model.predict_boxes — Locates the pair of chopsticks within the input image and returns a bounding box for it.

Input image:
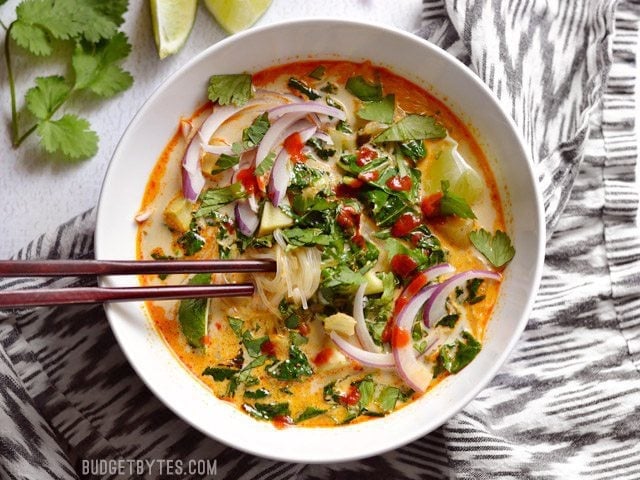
[0,259,276,308]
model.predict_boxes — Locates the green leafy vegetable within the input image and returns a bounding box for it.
[357,94,395,124]
[287,77,320,100]
[267,345,313,381]
[244,388,270,399]
[210,154,240,175]
[376,386,402,412]
[279,299,301,329]
[373,114,447,143]
[465,278,485,304]
[305,137,336,161]
[4,0,132,161]
[178,273,211,348]
[469,229,516,267]
[289,162,326,190]
[307,65,325,80]
[357,378,375,410]
[243,334,268,358]
[36,114,98,160]
[400,140,426,162]
[438,331,482,374]
[436,313,460,328]
[196,183,247,217]
[228,316,244,337]
[177,230,205,256]
[207,74,253,106]
[282,227,333,247]
[296,407,326,423]
[202,366,238,381]
[233,112,270,153]
[71,32,133,97]
[242,402,290,421]
[346,75,383,101]
[254,152,275,176]
[439,180,476,219]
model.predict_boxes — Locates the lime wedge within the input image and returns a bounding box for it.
[204,0,272,34]
[178,273,211,348]
[425,141,483,204]
[150,0,198,59]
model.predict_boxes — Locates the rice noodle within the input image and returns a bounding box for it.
[250,243,322,314]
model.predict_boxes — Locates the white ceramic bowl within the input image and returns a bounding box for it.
[96,19,544,463]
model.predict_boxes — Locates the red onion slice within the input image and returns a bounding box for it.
[235,200,259,236]
[353,283,381,353]
[394,263,455,316]
[182,101,264,202]
[268,149,290,207]
[393,285,437,392]
[268,102,347,121]
[330,332,395,369]
[423,270,502,327]
[255,112,306,169]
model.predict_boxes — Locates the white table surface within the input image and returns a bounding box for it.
[0,0,423,258]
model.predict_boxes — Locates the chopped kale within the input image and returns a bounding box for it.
[243,402,290,421]
[288,77,320,100]
[266,345,313,381]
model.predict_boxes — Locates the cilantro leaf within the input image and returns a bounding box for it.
[37,114,98,160]
[287,77,320,100]
[400,140,426,162]
[469,229,515,267]
[210,154,239,175]
[233,112,270,153]
[439,180,476,219]
[346,76,383,101]
[10,21,52,56]
[227,316,244,337]
[438,331,482,373]
[357,94,395,124]
[373,114,447,143]
[196,183,247,217]
[72,32,133,97]
[25,76,70,120]
[208,74,253,106]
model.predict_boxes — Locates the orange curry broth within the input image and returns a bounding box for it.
[136,60,505,427]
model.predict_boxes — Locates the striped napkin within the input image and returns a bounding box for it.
[1,1,638,478]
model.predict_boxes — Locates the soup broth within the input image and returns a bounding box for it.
[137,61,510,427]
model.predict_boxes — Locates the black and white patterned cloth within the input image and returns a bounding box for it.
[1,1,639,478]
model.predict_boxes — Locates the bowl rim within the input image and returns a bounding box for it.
[95,17,545,463]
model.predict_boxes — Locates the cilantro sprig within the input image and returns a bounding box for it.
[3,0,133,161]
[469,228,515,267]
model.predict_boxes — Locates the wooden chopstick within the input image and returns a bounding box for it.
[0,284,255,308]
[0,259,277,277]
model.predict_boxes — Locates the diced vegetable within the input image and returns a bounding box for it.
[324,312,357,336]
[163,196,193,232]
[258,202,294,237]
